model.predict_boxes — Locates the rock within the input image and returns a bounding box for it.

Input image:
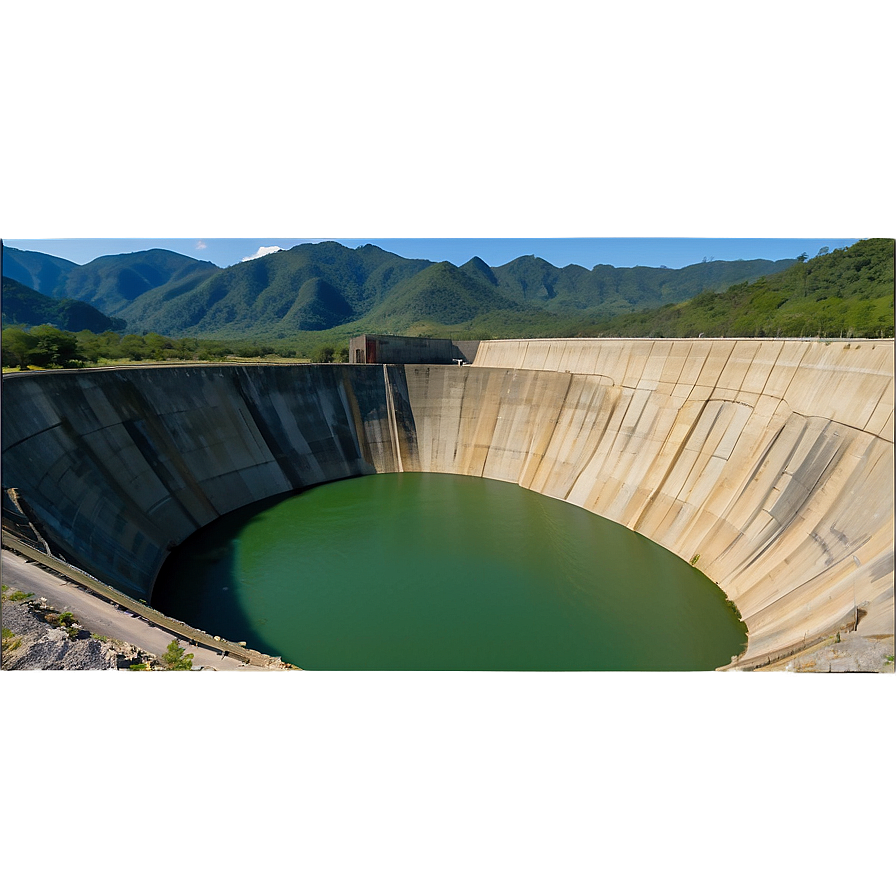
[1,595,154,671]
[772,633,894,673]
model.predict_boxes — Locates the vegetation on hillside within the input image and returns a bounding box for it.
[112,242,433,337]
[4,241,797,341]
[1,277,126,332]
[47,248,219,315]
[593,239,894,339]
[1,246,79,295]
[3,240,890,353]
[491,254,796,316]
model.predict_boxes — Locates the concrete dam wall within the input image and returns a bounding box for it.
[2,338,892,667]
[2,365,410,598]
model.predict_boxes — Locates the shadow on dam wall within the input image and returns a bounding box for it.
[2,339,893,667]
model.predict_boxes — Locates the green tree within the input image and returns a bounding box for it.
[162,639,194,670]
[119,333,146,360]
[27,325,84,368]
[311,344,336,363]
[144,332,173,360]
[2,327,38,368]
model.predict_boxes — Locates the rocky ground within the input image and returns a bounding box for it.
[760,631,895,673]
[2,587,160,671]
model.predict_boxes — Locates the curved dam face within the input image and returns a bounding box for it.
[2,339,893,667]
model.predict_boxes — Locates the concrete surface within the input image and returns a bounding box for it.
[467,339,894,666]
[2,339,892,668]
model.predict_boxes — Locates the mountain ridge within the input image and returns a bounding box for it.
[1,277,126,333]
[3,241,819,340]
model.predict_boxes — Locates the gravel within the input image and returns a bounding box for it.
[762,632,895,673]
[2,594,157,671]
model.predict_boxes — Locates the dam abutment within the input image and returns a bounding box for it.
[2,339,892,667]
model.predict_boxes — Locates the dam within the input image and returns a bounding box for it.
[2,338,893,668]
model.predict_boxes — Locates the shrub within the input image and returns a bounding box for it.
[162,639,194,671]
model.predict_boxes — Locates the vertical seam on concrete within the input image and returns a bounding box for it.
[682,342,712,405]
[337,366,372,468]
[476,369,505,477]
[562,387,620,502]
[630,399,711,532]
[710,416,792,562]
[752,340,785,397]
[520,371,575,490]
[383,365,403,473]
[775,341,810,403]
[735,422,852,574]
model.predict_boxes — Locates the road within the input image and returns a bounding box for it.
[1,549,264,671]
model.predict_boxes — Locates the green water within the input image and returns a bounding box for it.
[152,473,747,670]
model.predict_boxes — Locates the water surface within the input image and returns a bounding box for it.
[153,473,747,669]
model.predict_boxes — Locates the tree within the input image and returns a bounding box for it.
[2,327,38,369]
[120,333,146,360]
[311,344,335,363]
[162,638,194,670]
[27,326,84,368]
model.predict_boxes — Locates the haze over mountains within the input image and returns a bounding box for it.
[1,277,126,333]
[2,241,800,340]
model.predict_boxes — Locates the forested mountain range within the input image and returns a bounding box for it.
[2,241,799,340]
[2,247,79,296]
[593,238,894,339]
[1,277,126,333]
[3,247,219,316]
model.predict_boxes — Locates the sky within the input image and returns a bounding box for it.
[2,236,861,271]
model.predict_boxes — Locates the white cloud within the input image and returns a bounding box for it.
[195,240,207,250]
[241,245,283,262]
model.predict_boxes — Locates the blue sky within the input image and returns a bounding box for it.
[2,237,860,271]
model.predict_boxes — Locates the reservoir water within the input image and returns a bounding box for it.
[153,473,747,670]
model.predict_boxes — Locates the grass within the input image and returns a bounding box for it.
[1,585,33,602]
[2,627,22,652]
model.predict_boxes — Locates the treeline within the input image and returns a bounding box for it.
[1,327,320,370]
[2,326,84,369]
[594,239,894,339]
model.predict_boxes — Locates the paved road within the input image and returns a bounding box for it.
[1,550,263,671]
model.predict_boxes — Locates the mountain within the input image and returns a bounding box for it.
[2,241,818,341]
[281,277,356,330]
[459,255,499,287]
[594,239,894,339]
[358,261,523,332]
[2,246,220,316]
[111,245,797,339]
[114,242,435,337]
[2,246,79,295]
[58,249,220,315]
[1,277,126,333]
[493,255,798,315]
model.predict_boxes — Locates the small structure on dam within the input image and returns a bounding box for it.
[349,334,480,365]
[2,338,893,669]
